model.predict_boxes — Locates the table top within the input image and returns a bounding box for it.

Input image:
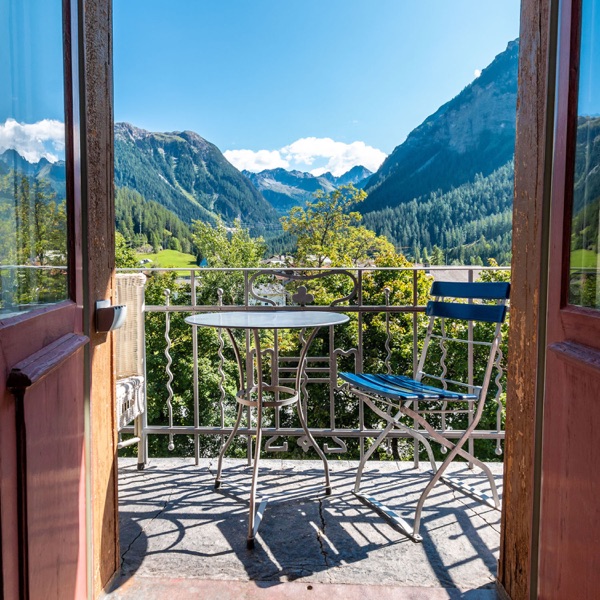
[185,310,349,330]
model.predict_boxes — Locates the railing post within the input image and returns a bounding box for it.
[191,269,200,465]
[357,269,365,460]
[164,289,175,452]
[413,268,420,468]
[244,271,253,465]
[467,268,475,468]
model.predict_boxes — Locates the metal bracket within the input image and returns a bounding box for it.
[95,299,127,333]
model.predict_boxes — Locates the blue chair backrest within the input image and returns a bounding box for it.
[427,281,510,324]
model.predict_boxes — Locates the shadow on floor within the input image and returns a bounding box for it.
[108,459,502,595]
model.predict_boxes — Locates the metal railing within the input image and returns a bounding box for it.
[117,265,510,466]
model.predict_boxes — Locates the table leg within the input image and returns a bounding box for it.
[295,326,332,494]
[247,328,265,548]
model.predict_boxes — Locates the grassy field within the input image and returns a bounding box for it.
[571,249,598,269]
[135,249,198,269]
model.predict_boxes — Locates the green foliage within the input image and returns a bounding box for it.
[281,185,395,267]
[193,218,266,269]
[115,231,138,268]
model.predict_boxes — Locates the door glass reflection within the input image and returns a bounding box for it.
[0,0,68,317]
[570,0,600,308]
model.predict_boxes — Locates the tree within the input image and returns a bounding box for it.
[191,218,266,305]
[0,171,68,308]
[281,185,394,267]
[430,245,445,265]
[115,231,138,268]
[192,218,266,269]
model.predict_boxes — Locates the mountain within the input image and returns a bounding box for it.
[113,123,279,236]
[362,40,518,214]
[327,165,373,188]
[363,161,514,265]
[243,165,373,214]
[0,149,66,198]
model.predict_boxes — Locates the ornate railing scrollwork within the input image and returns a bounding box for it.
[164,289,175,451]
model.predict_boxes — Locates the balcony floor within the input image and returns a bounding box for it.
[105,458,503,599]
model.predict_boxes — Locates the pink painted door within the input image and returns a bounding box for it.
[0,1,89,598]
[540,0,600,597]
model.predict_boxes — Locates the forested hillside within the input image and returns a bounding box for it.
[115,187,194,254]
[362,40,518,214]
[363,161,514,264]
[573,115,600,216]
[570,115,600,292]
[114,123,279,236]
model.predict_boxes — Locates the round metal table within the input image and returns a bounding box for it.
[185,310,349,548]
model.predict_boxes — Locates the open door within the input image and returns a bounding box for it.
[0,0,117,598]
[540,0,600,596]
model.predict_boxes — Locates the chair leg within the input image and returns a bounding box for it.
[360,395,439,473]
[355,420,396,493]
[401,407,501,508]
[401,406,501,535]
[405,424,437,473]
[412,449,460,537]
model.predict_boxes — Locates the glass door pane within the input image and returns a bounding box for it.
[569,0,600,308]
[0,0,68,317]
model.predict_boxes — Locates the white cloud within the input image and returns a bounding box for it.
[224,148,289,172]
[474,69,482,78]
[0,118,65,163]
[227,137,386,177]
[283,137,386,176]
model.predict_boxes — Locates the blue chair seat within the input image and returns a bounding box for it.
[339,372,478,402]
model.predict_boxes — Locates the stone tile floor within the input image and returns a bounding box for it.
[105,458,502,599]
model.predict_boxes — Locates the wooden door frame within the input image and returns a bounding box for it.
[79,0,120,595]
[498,0,559,599]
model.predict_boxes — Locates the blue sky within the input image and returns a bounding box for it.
[0,1,521,172]
[0,0,65,162]
[113,0,521,175]
[579,0,600,116]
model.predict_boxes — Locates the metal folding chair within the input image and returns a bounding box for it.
[340,280,509,541]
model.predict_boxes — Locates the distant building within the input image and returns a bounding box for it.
[263,255,293,267]
[249,283,287,306]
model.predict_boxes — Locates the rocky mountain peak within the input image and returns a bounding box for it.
[362,39,519,213]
